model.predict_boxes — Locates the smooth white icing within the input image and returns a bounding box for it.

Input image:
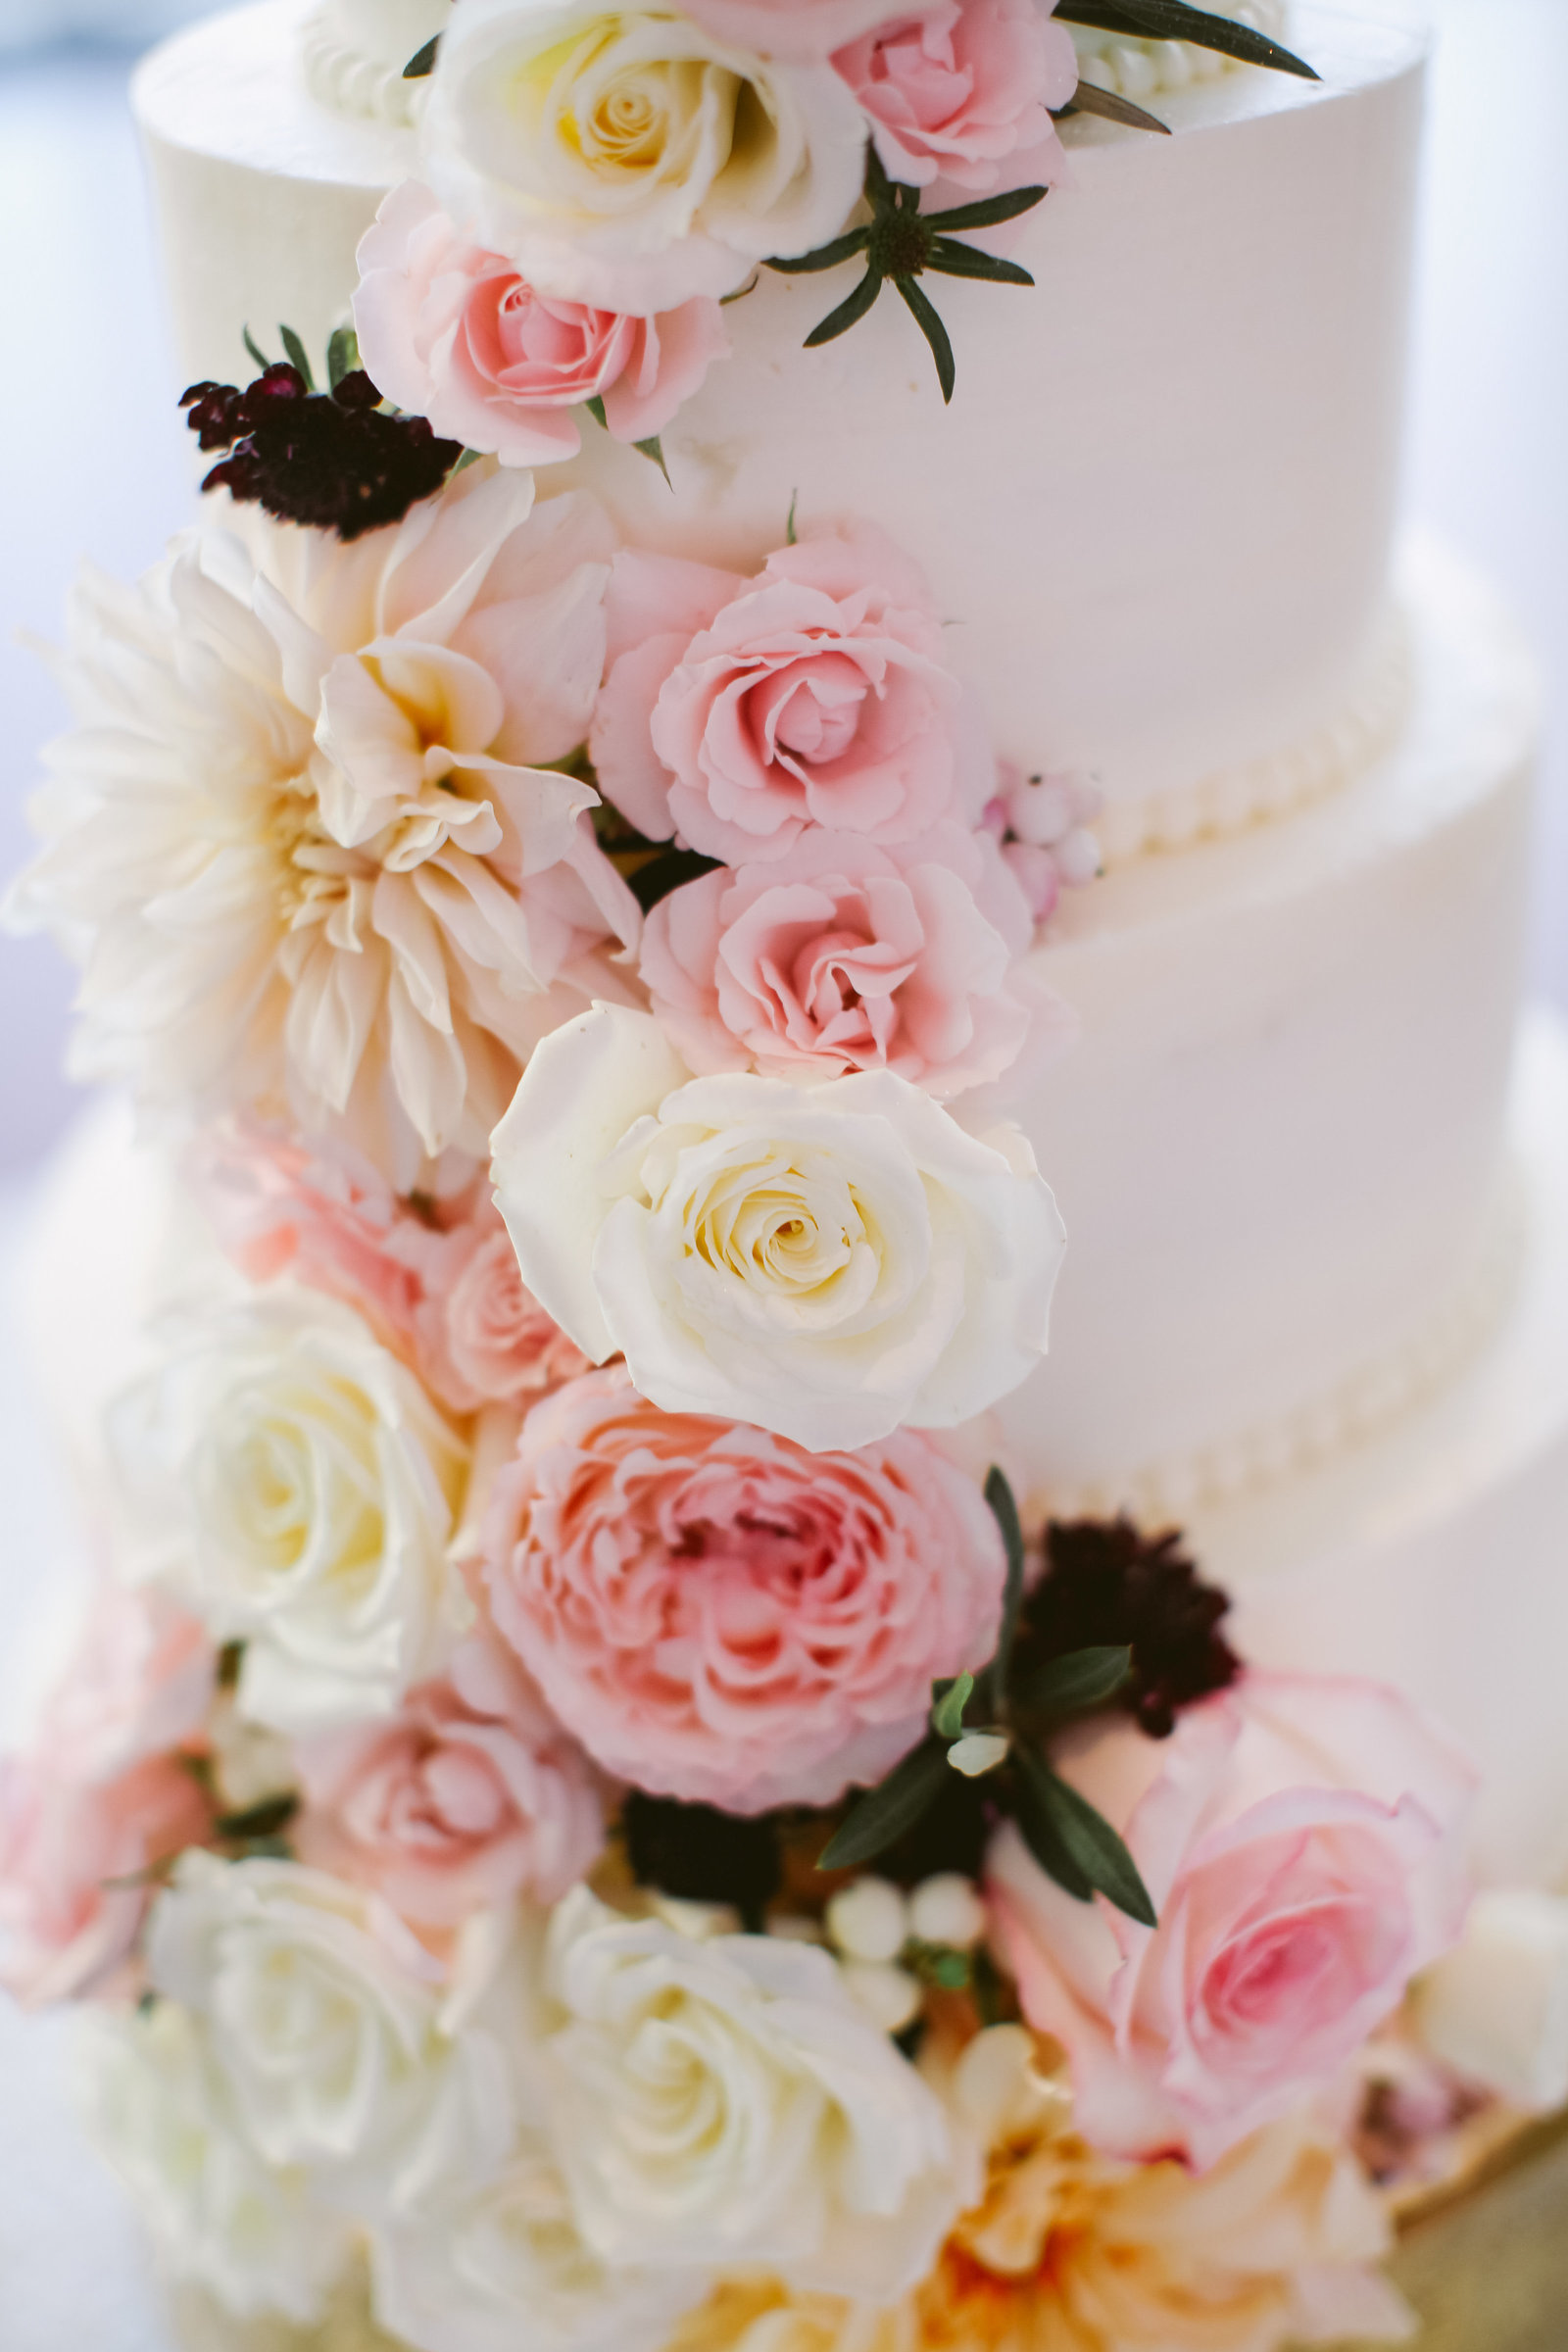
[131,1,1428,831]
[993,538,1540,1508]
[1211,1009,1568,1887]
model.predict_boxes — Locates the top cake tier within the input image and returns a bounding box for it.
[133,1,1426,838]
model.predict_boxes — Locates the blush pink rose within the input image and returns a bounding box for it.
[0,1753,212,2008]
[640,818,1046,1094]
[836,1,1077,195]
[989,1673,1476,2172]
[193,1126,589,1416]
[39,1585,216,1786]
[293,1637,604,1927]
[354,182,730,468]
[590,525,995,864]
[480,1366,1006,1813]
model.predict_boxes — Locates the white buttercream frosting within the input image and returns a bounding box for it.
[300,0,446,127]
[1073,2,1291,101]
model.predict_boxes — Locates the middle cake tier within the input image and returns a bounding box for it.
[992,536,1539,1517]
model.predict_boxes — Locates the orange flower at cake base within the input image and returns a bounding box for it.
[666,2026,1415,2352]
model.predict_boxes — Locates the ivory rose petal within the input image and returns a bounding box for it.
[590,528,996,863]
[835,1,1077,196]
[488,1004,1065,1451]
[355,180,730,467]
[988,1671,1477,2170]
[422,2,869,315]
[684,0,911,58]
[481,1366,1005,1810]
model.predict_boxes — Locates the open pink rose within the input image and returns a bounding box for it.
[38,1585,216,1786]
[590,526,994,864]
[194,1125,590,1416]
[836,1,1077,194]
[989,1673,1476,2171]
[0,1753,212,2008]
[481,1367,1006,1813]
[294,1637,604,1927]
[354,182,730,468]
[640,818,1044,1094]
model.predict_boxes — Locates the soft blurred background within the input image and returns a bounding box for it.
[0,1,1563,2344]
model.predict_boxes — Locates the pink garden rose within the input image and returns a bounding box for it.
[640,817,1046,1093]
[38,1584,216,1786]
[481,1367,1006,1813]
[989,1673,1476,2171]
[836,1,1077,195]
[590,526,995,864]
[354,182,730,468]
[194,1125,589,1416]
[294,1636,604,1928]
[0,1752,212,2008]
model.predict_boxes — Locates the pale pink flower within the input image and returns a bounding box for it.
[193,1124,590,1416]
[355,182,730,468]
[989,1673,1476,2171]
[590,527,994,865]
[0,1753,212,2008]
[481,1367,1006,1813]
[835,1,1077,195]
[640,818,1041,1094]
[39,1585,216,1787]
[294,1637,604,1927]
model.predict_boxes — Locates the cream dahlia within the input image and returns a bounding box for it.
[10,467,639,1186]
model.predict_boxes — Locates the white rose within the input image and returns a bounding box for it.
[111,1290,472,1735]
[490,1004,1065,1452]
[75,1996,352,2326]
[423,1,869,313]
[146,1854,503,2195]
[369,2141,703,2352]
[1416,1887,1568,2110]
[539,1887,970,2299]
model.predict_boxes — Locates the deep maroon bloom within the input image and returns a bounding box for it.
[1014,1518,1241,1739]
[179,363,462,541]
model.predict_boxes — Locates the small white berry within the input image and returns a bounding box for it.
[826,1877,908,1964]
[1054,827,1103,889]
[840,1960,924,2036]
[908,1875,988,1952]
[948,1732,1010,1779]
[1004,774,1076,848]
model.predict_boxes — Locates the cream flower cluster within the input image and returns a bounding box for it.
[350,0,1077,467]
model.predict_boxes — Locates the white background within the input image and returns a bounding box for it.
[0,2,1564,2344]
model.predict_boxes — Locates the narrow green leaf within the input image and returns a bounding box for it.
[584,394,609,429]
[627,848,724,912]
[326,325,361,390]
[817,1740,950,1872]
[764,226,872,275]
[1015,1749,1157,1926]
[864,140,895,207]
[721,271,761,305]
[1012,1750,1095,1901]
[931,1673,975,1742]
[404,33,440,78]
[278,325,316,391]
[922,185,1050,234]
[895,275,956,404]
[635,434,673,486]
[1054,0,1318,78]
[241,326,270,374]
[804,267,885,350]
[1018,1645,1133,1719]
[985,1467,1027,1704]
[215,1792,300,1843]
[786,488,800,546]
[1065,81,1172,134]
[925,240,1036,288]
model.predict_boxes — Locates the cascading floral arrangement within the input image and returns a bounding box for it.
[0,4,1522,2350]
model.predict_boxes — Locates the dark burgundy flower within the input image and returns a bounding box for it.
[179,364,462,541]
[1012,1518,1241,1739]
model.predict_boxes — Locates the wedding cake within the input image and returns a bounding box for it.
[6,4,1567,2348]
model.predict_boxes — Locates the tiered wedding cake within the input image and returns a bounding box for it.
[7,4,1568,2348]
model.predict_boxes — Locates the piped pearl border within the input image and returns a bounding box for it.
[1073,2,1290,103]
[1046,1168,1527,1527]
[1096,607,1413,868]
[301,8,423,129]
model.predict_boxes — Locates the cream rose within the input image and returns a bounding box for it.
[422,2,870,314]
[540,1887,969,2298]
[76,1998,353,2326]
[146,1854,494,2193]
[111,1291,472,1736]
[489,1004,1064,1450]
